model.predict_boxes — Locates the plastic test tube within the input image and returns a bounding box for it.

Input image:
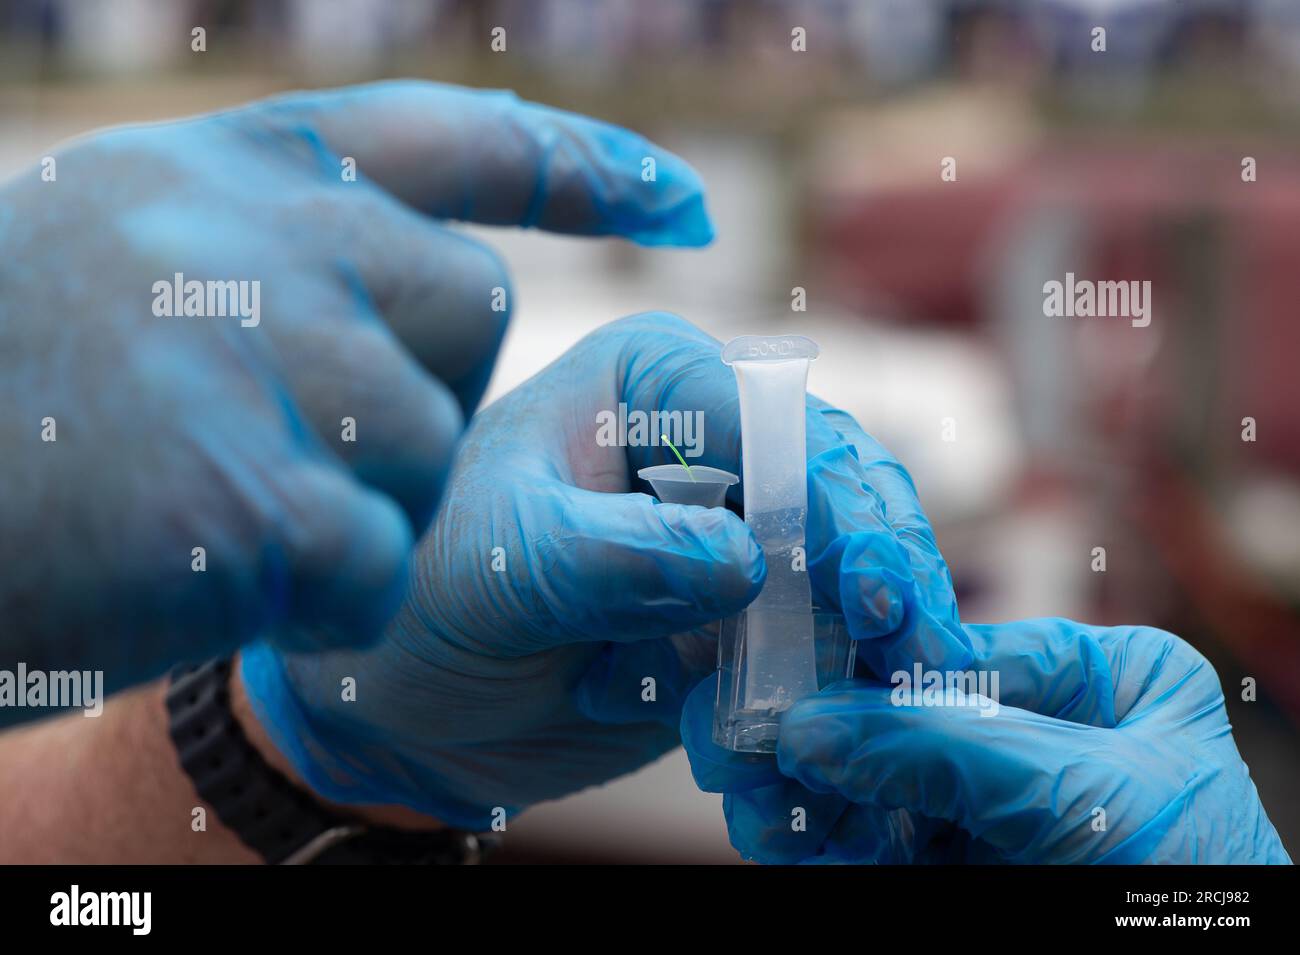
[717,334,820,749]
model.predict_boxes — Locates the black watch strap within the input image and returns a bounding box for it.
[166,659,491,865]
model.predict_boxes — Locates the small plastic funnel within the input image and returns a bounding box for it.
[637,464,738,508]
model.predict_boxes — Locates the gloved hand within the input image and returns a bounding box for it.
[241,312,972,829]
[0,80,712,710]
[683,617,1292,864]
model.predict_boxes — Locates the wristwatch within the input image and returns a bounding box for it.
[166,658,493,865]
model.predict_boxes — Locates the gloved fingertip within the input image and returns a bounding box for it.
[689,738,781,794]
[658,504,765,617]
[775,683,890,788]
[330,507,412,637]
[629,191,715,248]
[280,485,413,649]
[842,569,907,640]
[616,143,715,247]
[813,530,912,638]
[724,783,851,865]
[681,676,783,793]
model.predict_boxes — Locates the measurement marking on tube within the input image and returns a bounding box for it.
[741,338,800,358]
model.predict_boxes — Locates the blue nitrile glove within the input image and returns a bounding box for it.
[241,313,971,828]
[683,618,1292,864]
[0,80,713,713]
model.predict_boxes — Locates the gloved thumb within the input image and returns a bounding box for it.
[680,674,786,793]
[500,483,764,654]
[775,682,1114,862]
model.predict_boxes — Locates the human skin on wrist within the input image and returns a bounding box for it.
[0,660,440,864]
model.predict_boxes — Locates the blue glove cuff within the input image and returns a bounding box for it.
[238,641,507,830]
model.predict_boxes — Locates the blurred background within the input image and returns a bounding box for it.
[2,0,1298,862]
